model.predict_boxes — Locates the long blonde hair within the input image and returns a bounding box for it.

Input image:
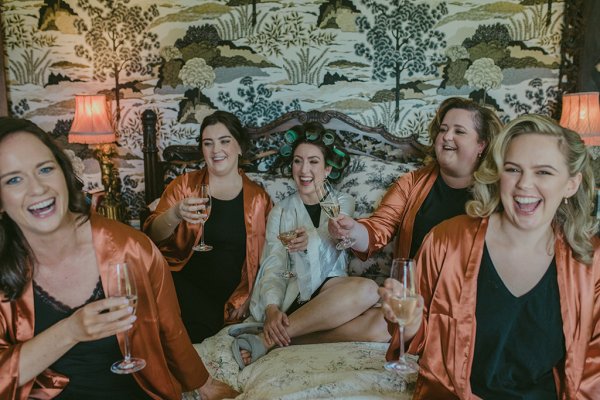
[467,114,598,265]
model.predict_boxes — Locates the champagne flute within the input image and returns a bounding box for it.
[192,183,213,252]
[277,207,298,279]
[384,258,419,376]
[107,262,146,374]
[315,180,356,250]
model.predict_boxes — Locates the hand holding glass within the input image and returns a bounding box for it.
[107,262,146,374]
[278,208,298,279]
[193,183,212,252]
[315,180,356,250]
[384,258,420,376]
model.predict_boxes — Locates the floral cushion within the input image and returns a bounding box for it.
[247,155,420,283]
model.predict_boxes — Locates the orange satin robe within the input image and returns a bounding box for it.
[389,215,600,399]
[143,168,272,321]
[356,163,438,261]
[0,214,208,400]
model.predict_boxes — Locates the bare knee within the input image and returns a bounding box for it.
[347,277,380,307]
[361,308,391,342]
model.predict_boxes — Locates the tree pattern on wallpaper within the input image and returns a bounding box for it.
[247,11,336,85]
[0,0,567,219]
[218,76,301,128]
[355,0,448,121]
[439,21,560,112]
[2,5,56,86]
[74,0,161,121]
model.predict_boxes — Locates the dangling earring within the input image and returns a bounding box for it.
[564,197,568,205]
[477,152,482,158]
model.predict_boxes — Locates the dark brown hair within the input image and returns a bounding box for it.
[199,110,250,157]
[0,117,89,301]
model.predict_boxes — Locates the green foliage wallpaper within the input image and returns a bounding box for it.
[1,0,564,219]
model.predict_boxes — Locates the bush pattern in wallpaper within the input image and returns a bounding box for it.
[1,0,563,219]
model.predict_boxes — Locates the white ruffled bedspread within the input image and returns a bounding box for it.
[193,326,415,400]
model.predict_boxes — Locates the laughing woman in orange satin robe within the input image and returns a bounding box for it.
[381,115,600,399]
[0,118,208,400]
[144,111,272,344]
[329,97,502,262]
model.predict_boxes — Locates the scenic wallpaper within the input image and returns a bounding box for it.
[1,0,567,219]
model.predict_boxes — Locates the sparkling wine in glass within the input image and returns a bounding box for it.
[384,258,419,376]
[192,183,213,252]
[315,180,355,250]
[108,262,146,374]
[278,207,298,279]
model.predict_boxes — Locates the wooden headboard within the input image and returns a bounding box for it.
[141,109,427,206]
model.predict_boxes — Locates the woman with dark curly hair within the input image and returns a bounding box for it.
[232,122,389,369]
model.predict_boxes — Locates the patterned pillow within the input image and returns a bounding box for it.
[341,156,419,283]
[245,172,295,203]
[248,155,421,284]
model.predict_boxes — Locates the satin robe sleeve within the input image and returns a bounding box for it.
[578,239,600,398]
[251,204,289,320]
[224,179,272,321]
[406,227,446,356]
[143,236,208,390]
[0,311,26,399]
[142,170,204,272]
[384,224,446,362]
[356,164,437,261]
[294,192,353,300]
[94,215,208,397]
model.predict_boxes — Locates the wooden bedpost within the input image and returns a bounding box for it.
[0,8,9,117]
[142,109,161,205]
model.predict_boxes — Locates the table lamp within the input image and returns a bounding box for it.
[560,92,600,145]
[68,94,123,220]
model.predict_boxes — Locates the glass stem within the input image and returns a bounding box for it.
[123,329,132,362]
[200,222,205,246]
[398,324,405,361]
[286,249,292,273]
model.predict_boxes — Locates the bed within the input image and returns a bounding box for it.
[141,109,426,399]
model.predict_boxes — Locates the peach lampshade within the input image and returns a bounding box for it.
[68,94,115,144]
[559,92,600,146]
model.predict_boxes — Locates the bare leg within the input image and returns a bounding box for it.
[198,376,240,400]
[240,277,382,364]
[285,276,380,338]
[293,307,390,345]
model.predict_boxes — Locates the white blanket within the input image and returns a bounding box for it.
[194,326,415,399]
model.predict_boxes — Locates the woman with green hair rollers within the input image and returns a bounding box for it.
[231,122,390,369]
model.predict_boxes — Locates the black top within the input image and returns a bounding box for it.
[176,189,246,341]
[33,280,150,400]
[470,244,564,400]
[304,203,322,228]
[410,174,471,258]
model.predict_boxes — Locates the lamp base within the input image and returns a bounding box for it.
[97,199,123,221]
[95,144,124,222]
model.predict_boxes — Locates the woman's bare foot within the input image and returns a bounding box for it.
[239,332,275,365]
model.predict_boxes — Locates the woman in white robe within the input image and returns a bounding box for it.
[234,122,389,368]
